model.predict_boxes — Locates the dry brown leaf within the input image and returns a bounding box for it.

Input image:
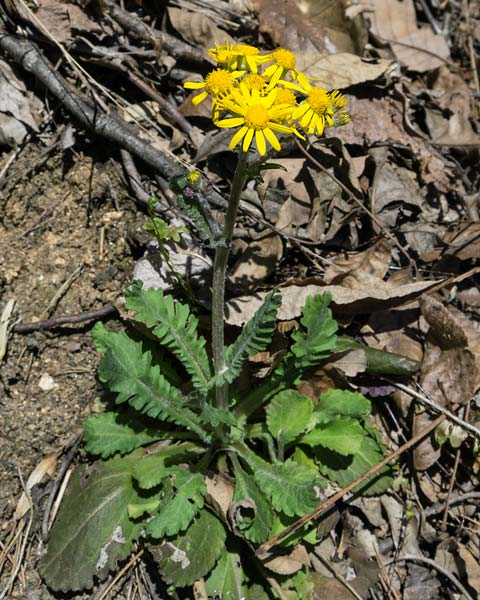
[420,296,468,349]
[299,53,394,89]
[323,239,391,283]
[429,66,472,117]
[226,279,440,325]
[263,544,310,575]
[32,0,104,43]
[329,349,368,377]
[205,473,234,518]
[457,543,480,593]
[254,0,359,57]
[15,454,58,520]
[425,110,480,147]
[228,231,283,292]
[310,573,358,599]
[421,223,480,262]
[363,0,450,71]
[167,7,234,49]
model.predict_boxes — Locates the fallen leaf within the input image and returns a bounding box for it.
[425,110,480,147]
[263,544,310,575]
[228,231,283,292]
[323,239,391,283]
[15,454,58,520]
[362,0,450,72]
[329,348,367,377]
[32,0,105,44]
[457,543,480,593]
[167,7,234,49]
[226,279,440,325]
[205,473,234,519]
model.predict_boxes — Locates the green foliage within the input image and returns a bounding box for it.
[149,509,226,587]
[125,281,212,394]
[38,451,144,591]
[145,468,206,537]
[93,323,210,444]
[42,285,407,595]
[222,289,282,384]
[290,293,338,370]
[300,418,365,456]
[335,335,420,374]
[83,411,168,458]
[204,547,246,599]
[266,390,313,448]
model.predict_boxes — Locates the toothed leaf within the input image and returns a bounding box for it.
[93,323,209,443]
[300,417,365,456]
[266,390,313,447]
[125,281,212,393]
[290,293,337,369]
[222,290,281,385]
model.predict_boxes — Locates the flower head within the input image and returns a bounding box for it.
[216,85,298,155]
[184,68,241,106]
[264,48,299,88]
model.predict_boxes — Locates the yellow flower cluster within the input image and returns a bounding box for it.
[184,42,350,156]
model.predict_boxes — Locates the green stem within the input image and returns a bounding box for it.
[212,151,249,409]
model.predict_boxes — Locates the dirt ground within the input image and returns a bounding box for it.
[0,139,143,598]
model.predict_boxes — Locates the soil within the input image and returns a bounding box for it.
[0,139,142,598]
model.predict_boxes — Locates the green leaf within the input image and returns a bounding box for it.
[83,412,167,459]
[300,417,365,456]
[149,509,226,587]
[232,462,273,543]
[314,389,371,423]
[237,446,321,517]
[125,282,212,393]
[291,293,338,369]
[336,335,420,375]
[222,290,281,385]
[133,442,201,489]
[128,497,161,519]
[199,400,239,429]
[146,469,206,538]
[38,452,143,592]
[315,434,393,495]
[266,390,313,447]
[94,324,209,443]
[204,547,246,600]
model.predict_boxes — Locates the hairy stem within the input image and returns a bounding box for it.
[212,151,249,409]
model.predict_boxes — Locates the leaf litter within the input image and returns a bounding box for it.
[0,0,479,598]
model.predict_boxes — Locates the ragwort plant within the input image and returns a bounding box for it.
[39,43,413,597]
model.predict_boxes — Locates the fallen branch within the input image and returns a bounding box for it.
[12,304,117,334]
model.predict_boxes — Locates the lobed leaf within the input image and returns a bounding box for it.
[314,388,371,423]
[133,442,201,489]
[315,434,393,495]
[38,451,143,592]
[93,323,209,443]
[237,446,321,517]
[222,289,281,385]
[146,469,206,538]
[83,411,168,459]
[300,417,365,456]
[290,293,338,369]
[149,509,226,587]
[125,281,212,393]
[204,547,246,599]
[232,462,273,543]
[266,390,313,447]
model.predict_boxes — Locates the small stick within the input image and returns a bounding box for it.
[383,554,475,600]
[39,265,83,320]
[94,549,144,600]
[256,414,446,556]
[12,304,117,334]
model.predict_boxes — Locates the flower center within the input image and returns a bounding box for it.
[245,105,270,129]
[234,44,259,56]
[205,69,234,95]
[243,73,266,91]
[275,87,296,106]
[308,88,330,114]
[273,48,296,69]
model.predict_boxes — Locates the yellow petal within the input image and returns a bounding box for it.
[269,122,293,134]
[229,126,248,149]
[192,91,208,105]
[264,127,281,151]
[255,129,266,155]
[243,127,254,152]
[216,117,245,128]
[184,81,205,89]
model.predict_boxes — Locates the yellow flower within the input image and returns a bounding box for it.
[242,73,266,91]
[208,42,237,69]
[231,44,270,73]
[183,68,241,105]
[263,48,299,88]
[215,84,297,155]
[284,73,349,135]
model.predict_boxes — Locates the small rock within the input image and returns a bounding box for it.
[38,373,58,392]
